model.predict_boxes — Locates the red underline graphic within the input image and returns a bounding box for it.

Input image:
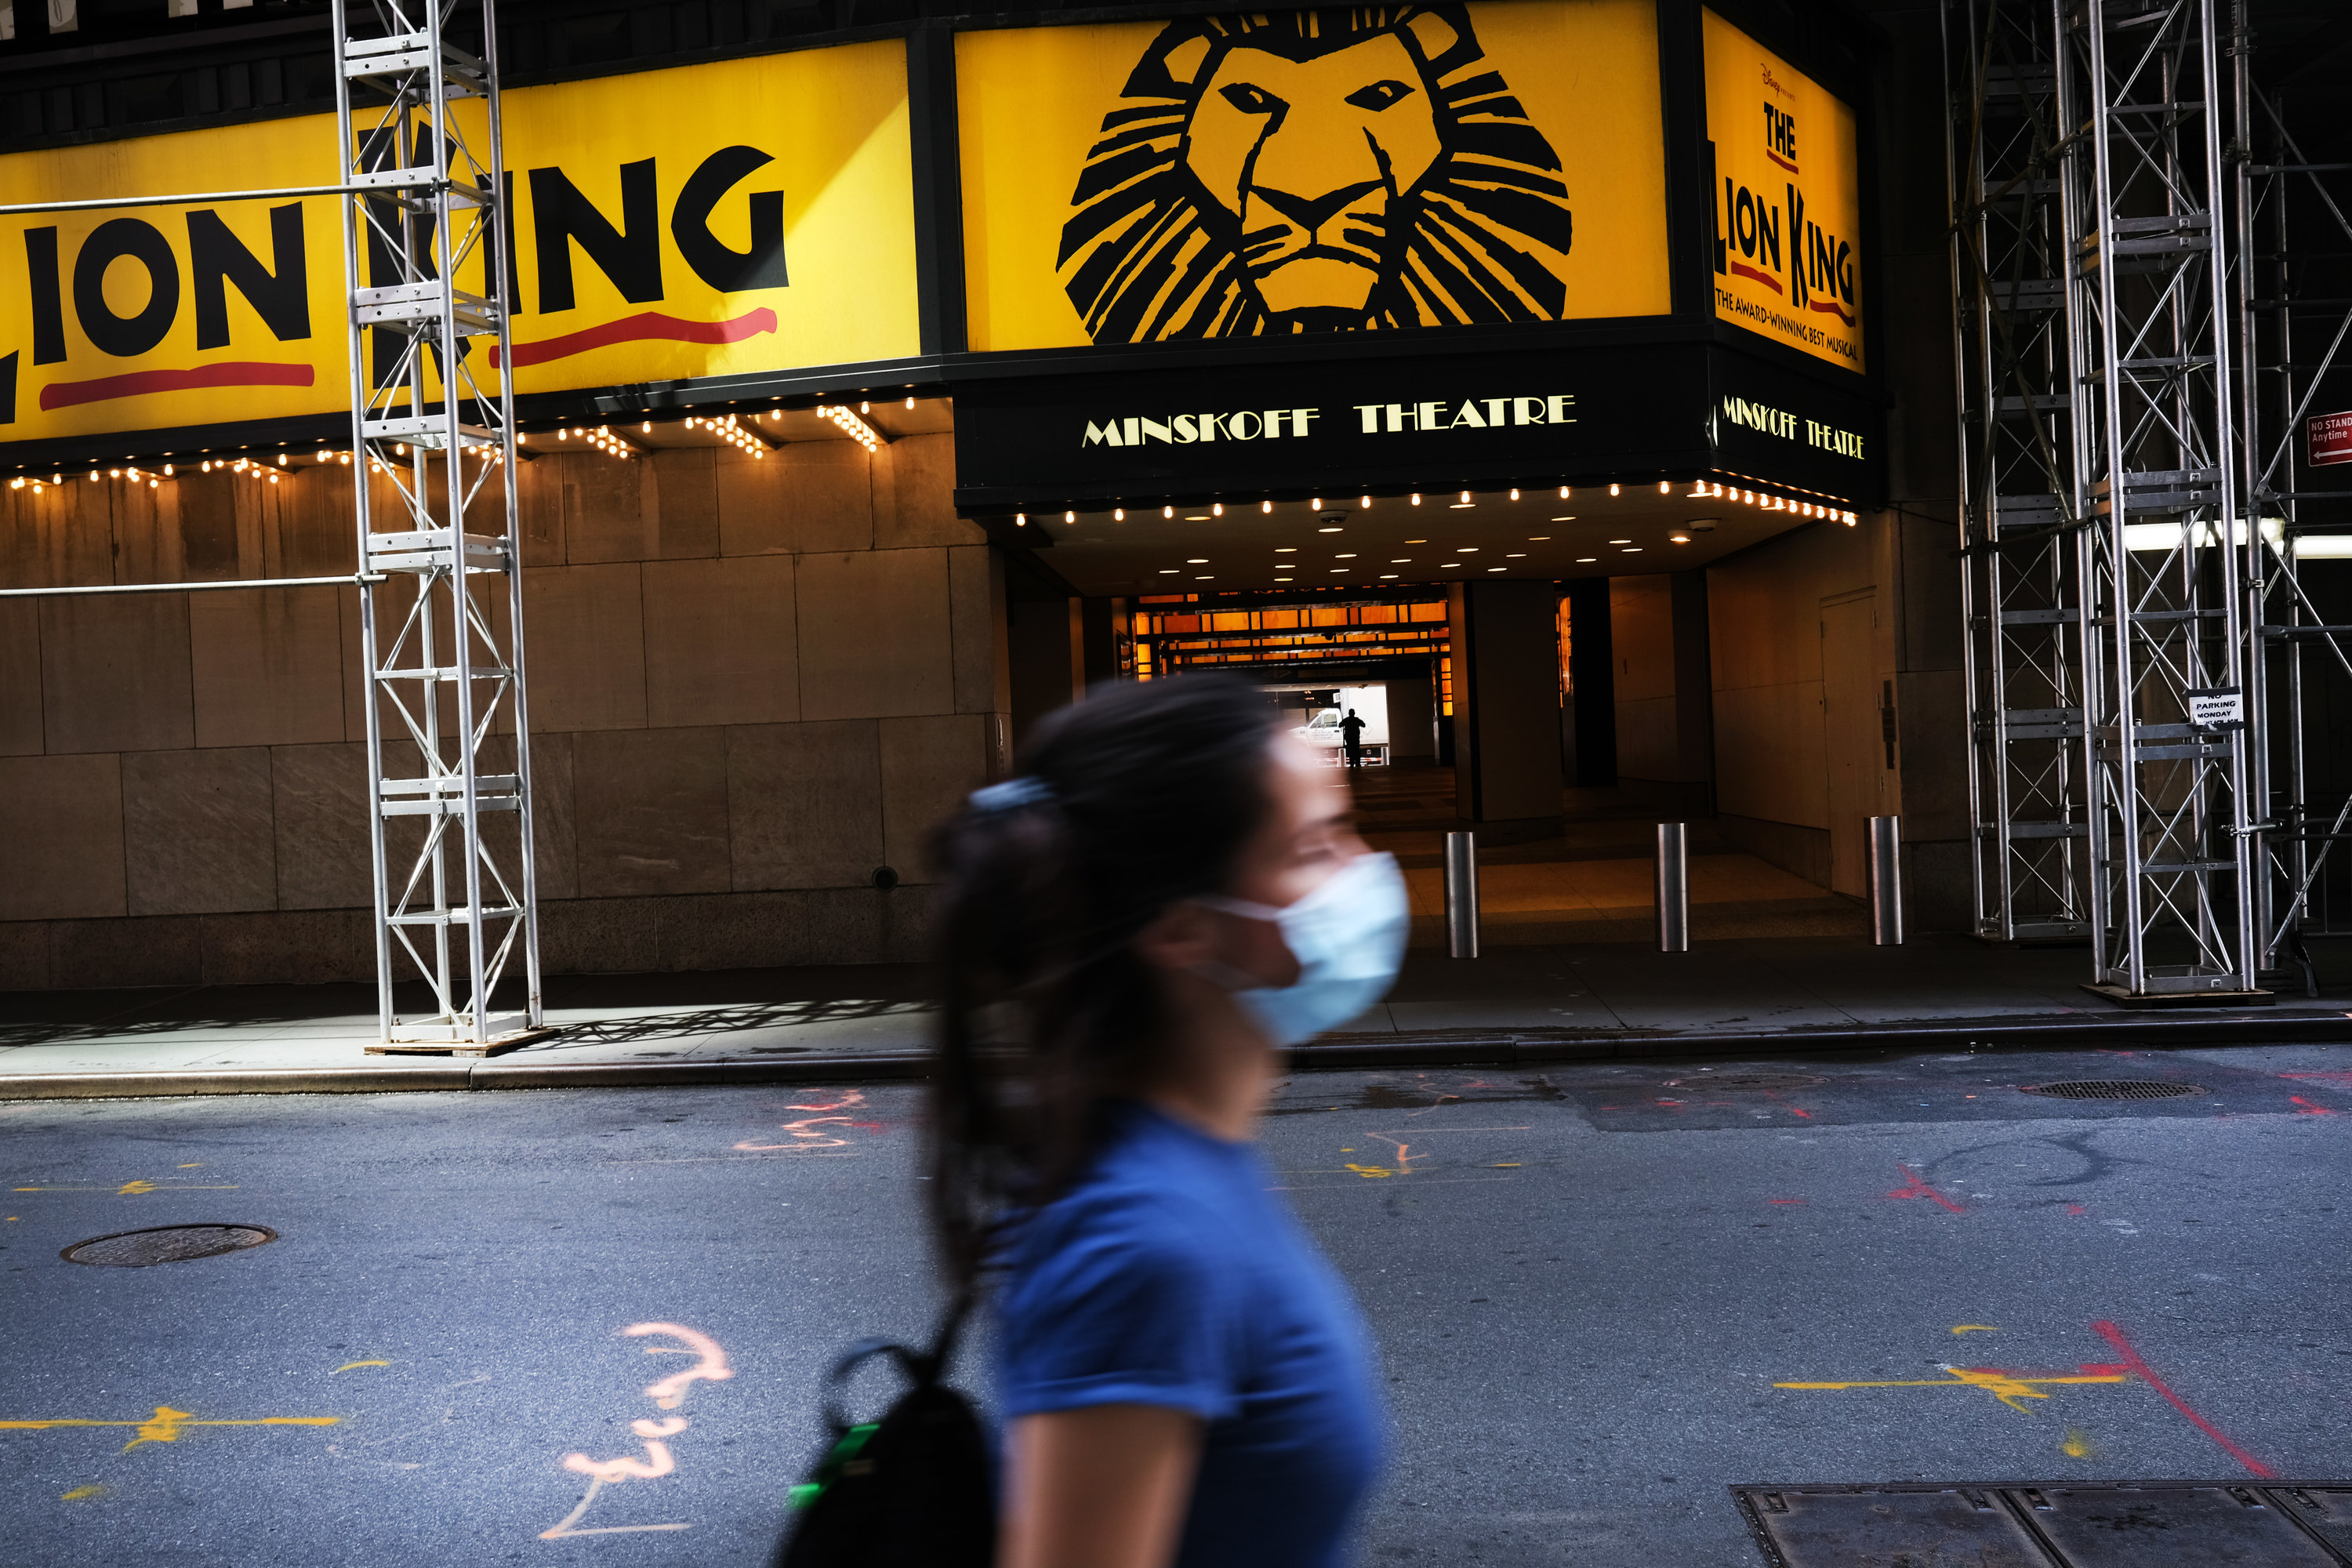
[1730,260,1784,294]
[1809,298,1856,325]
[2091,1319,2276,1478]
[40,361,314,411]
[1767,151,1800,174]
[491,307,779,369]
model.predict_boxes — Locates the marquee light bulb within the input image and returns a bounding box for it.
[1114,508,1125,521]
[1609,483,1621,496]
[1212,503,1224,516]
[1164,506,1174,518]
[1016,513,1027,525]
[1310,497,1321,510]
[1410,493,1422,506]
[1561,487,1571,499]
[1359,495,1371,508]
[1659,481,1669,493]
[1510,488,1520,501]
[1460,491,1471,503]
[1064,510,1075,523]
[1261,499,1272,514]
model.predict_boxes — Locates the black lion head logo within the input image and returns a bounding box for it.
[1058,5,1576,339]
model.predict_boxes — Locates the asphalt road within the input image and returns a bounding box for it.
[2,1040,2348,1566]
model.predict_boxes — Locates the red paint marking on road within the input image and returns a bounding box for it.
[2090,1319,2276,1478]
[2289,1097,2337,1116]
[2067,1204,2088,1215]
[1769,1199,1808,1205]
[2097,1048,2138,1057]
[1788,1107,1815,1120]
[1886,1165,1965,1213]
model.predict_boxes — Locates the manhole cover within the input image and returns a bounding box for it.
[62,1225,277,1268]
[1664,1073,1830,1092]
[2018,1079,2206,1101]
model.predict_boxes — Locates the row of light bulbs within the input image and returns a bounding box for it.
[686,413,768,459]
[817,404,884,452]
[1010,480,1855,526]
[8,399,919,492]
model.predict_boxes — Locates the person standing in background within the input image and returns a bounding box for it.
[1339,708,1366,771]
[926,675,1410,1568]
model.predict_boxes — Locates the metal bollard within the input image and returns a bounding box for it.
[1655,822,1690,952]
[1443,831,1480,959]
[1867,815,1904,946]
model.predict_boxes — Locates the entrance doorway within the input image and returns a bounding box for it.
[1820,590,1882,897]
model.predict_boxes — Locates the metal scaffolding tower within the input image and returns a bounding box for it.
[1950,0,2352,1000]
[1949,0,2094,946]
[334,0,542,1051]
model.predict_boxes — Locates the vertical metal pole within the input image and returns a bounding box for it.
[1655,822,1689,953]
[1443,831,1479,960]
[1869,815,1905,946]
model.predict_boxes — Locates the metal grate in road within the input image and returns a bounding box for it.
[2019,1079,2207,1101]
[62,1225,277,1268]
[1734,1483,2352,1566]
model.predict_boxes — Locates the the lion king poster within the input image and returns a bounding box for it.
[956,0,1668,350]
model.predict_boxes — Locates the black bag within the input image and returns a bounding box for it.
[770,1298,995,1568]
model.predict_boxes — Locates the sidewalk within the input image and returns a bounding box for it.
[4,935,2347,1098]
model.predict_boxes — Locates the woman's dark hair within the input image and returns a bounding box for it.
[926,673,1281,1289]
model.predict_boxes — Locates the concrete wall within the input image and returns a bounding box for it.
[0,433,1007,990]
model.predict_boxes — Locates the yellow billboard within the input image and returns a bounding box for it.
[957,0,1669,351]
[0,42,918,447]
[1702,8,1863,371]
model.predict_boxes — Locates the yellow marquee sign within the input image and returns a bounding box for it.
[0,42,919,447]
[956,0,1671,351]
[1703,8,1864,372]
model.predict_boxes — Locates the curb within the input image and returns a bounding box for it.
[0,1007,2342,1101]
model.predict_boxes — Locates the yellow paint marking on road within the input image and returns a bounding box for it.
[0,1406,340,1450]
[1493,1163,1523,1167]
[1952,1325,2001,1334]
[116,1181,158,1195]
[178,1163,201,1169]
[333,1361,390,1374]
[2063,1428,2096,1458]
[8,1184,238,1195]
[61,1485,105,1501]
[1344,1163,1396,1179]
[1775,1366,2129,1414]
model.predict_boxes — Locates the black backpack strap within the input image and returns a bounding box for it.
[817,1292,978,1436]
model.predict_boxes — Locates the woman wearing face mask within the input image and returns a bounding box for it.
[927,673,1409,1568]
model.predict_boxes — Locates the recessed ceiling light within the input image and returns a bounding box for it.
[1487,566,1506,572]
[1459,547,1479,553]
[1450,503,1475,510]
[1276,547,1298,554]
[1405,539,1426,544]
[1196,574,1214,579]
[1319,527,1343,533]
[1507,553,1527,557]
[1329,567,1348,572]
[1609,539,1632,544]
[1577,557,1597,562]
[1390,558,1412,563]
[1528,535,1552,541]
[1160,568,1179,574]
[1622,547,1642,553]
[1185,514,1210,521]
[1186,557,1208,563]
[1334,553,1356,558]
[1551,516,1575,522]
[1441,561,1462,568]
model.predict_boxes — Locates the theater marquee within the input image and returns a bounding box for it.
[0,43,917,448]
[954,0,1672,353]
[1703,7,1865,372]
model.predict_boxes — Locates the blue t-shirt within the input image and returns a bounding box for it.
[996,1102,1388,1568]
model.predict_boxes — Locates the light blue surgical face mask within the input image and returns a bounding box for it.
[1196,852,1410,1047]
